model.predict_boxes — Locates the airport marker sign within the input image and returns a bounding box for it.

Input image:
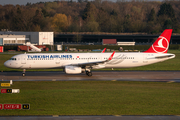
[4,104,22,109]
[0,104,30,110]
[22,104,30,110]
[1,83,11,87]
[6,89,12,93]
[0,104,2,110]
[1,89,20,94]
[1,89,7,93]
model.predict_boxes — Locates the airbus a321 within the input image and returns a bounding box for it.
[4,29,175,76]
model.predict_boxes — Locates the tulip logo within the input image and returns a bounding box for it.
[152,36,169,53]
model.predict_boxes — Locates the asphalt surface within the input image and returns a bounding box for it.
[0,71,180,82]
[0,115,180,120]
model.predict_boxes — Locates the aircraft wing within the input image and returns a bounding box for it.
[69,51,115,67]
[70,61,107,67]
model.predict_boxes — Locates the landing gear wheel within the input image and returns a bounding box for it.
[87,72,92,76]
[22,73,25,77]
[22,69,26,77]
[86,71,92,76]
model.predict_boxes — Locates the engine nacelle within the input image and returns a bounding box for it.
[65,66,82,74]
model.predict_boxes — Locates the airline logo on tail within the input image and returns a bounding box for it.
[152,36,169,53]
[144,29,172,53]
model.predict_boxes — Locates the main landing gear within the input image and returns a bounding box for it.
[86,71,92,76]
[22,69,26,77]
[85,69,92,76]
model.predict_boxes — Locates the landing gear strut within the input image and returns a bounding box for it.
[86,71,92,76]
[22,69,26,77]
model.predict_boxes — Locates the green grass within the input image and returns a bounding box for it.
[0,81,180,115]
[0,50,180,71]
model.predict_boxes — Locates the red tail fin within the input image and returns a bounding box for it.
[144,29,173,53]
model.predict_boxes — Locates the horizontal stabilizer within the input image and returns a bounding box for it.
[146,54,175,59]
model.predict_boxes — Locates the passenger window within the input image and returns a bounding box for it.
[10,58,16,60]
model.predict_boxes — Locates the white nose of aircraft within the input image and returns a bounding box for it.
[4,60,11,68]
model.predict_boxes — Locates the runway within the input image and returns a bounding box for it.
[0,71,180,82]
[0,115,180,120]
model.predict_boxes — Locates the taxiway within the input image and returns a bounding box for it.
[0,71,180,82]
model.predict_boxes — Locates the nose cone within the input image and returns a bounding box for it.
[4,60,11,68]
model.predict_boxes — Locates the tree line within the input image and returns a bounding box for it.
[0,0,180,34]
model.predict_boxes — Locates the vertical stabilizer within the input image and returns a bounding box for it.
[144,29,172,53]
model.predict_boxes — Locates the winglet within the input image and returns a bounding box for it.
[101,48,106,53]
[108,51,115,60]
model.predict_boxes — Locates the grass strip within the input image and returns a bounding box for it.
[0,81,180,115]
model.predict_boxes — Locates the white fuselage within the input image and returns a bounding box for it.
[4,52,175,69]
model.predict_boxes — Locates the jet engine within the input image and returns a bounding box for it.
[65,66,82,74]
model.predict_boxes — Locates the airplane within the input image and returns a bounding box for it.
[4,29,175,77]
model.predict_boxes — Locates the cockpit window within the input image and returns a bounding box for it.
[10,58,16,60]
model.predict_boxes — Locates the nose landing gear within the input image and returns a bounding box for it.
[22,69,26,77]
